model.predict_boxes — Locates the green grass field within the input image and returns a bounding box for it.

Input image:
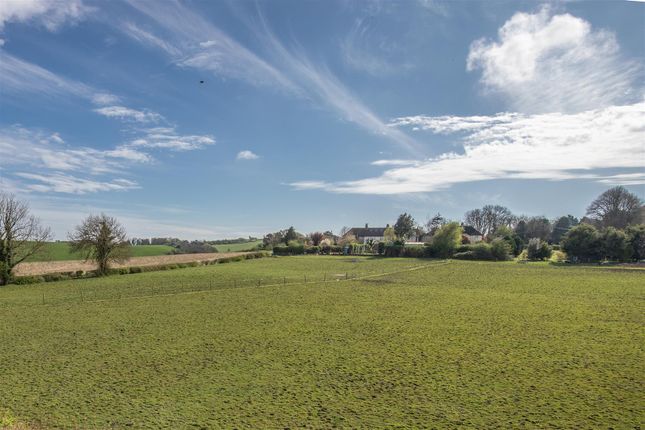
[0,257,642,428]
[213,240,263,252]
[27,242,175,262]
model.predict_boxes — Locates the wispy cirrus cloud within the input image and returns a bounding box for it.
[0,50,105,102]
[121,0,296,92]
[292,101,645,194]
[341,17,413,78]
[0,125,146,194]
[467,6,643,113]
[0,125,151,175]
[0,0,89,31]
[117,0,418,153]
[94,106,164,123]
[129,127,215,151]
[15,173,138,194]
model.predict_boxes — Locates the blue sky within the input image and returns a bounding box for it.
[0,0,643,239]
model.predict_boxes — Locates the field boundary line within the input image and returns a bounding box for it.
[38,259,452,306]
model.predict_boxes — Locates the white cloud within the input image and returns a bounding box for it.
[117,1,417,152]
[292,101,645,194]
[15,172,138,194]
[467,6,643,113]
[0,126,151,195]
[128,127,215,151]
[257,16,419,153]
[91,92,120,106]
[236,150,259,160]
[94,106,164,123]
[119,21,181,56]
[0,38,4,46]
[0,51,93,100]
[49,133,64,144]
[0,0,88,31]
[122,0,296,92]
[341,18,411,77]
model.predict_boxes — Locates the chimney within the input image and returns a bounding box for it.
[365,223,368,228]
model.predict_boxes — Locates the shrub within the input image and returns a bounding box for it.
[43,273,69,282]
[430,222,463,258]
[129,266,143,274]
[600,227,631,262]
[305,246,320,254]
[402,246,425,258]
[561,224,602,262]
[272,245,289,255]
[490,238,512,261]
[470,242,494,260]
[625,224,645,261]
[384,244,404,257]
[377,242,386,255]
[526,238,552,261]
[288,242,304,255]
[13,275,45,285]
[549,250,567,263]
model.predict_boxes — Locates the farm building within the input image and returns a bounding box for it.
[345,224,389,243]
[462,225,483,243]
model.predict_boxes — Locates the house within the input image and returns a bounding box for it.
[345,224,389,243]
[462,225,483,243]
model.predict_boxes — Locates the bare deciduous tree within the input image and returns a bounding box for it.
[464,205,515,236]
[586,186,643,229]
[68,214,131,276]
[0,193,52,285]
[309,232,325,246]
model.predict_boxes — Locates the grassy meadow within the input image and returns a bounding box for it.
[27,242,175,262]
[0,257,643,428]
[213,240,263,252]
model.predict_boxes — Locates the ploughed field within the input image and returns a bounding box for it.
[0,257,642,429]
[14,252,248,277]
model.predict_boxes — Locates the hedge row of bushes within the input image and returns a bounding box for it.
[273,244,346,255]
[12,251,269,285]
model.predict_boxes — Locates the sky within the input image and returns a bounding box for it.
[0,0,644,240]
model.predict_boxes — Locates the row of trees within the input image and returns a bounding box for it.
[1,192,130,285]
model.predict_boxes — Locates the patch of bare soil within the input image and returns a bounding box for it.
[14,252,248,276]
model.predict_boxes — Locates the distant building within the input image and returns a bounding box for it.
[462,225,483,243]
[345,224,389,243]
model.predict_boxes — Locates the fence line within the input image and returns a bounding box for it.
[16,260,451,307]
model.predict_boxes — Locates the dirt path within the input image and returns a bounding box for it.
[14,252,248,276]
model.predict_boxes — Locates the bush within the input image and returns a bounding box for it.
[43,273,70,282]
[625,224,645,261]
[384,244,404,257]
[304,246,320,254]
[129,266,143,274]
[430,222,463,258]
[561,224,602,262]
[490,238,512,261]
[13,275,45,285]
[401,246,425,258]
[549,250,567,263]
[601,227,631,262]
[526,238,552,261]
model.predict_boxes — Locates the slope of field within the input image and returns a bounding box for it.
[0,257,642,428]
[214,239,263,252]
[14,252,247,277]
[27,242,174,262]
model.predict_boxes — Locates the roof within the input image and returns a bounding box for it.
[462,225,483,236]
[347,227,387,237]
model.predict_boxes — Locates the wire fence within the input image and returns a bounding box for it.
[1,261,451,308]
